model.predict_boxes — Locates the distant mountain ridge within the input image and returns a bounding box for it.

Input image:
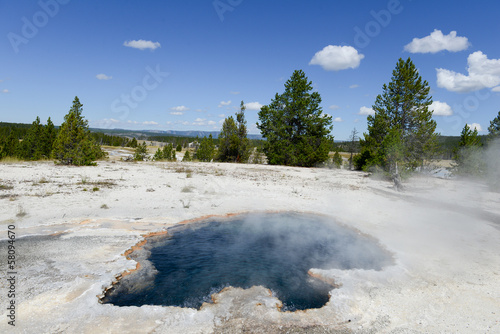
[90,127,264,140]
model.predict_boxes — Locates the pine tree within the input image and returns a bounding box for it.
[41,117,56,158]
[128,138,138,148]
[453,124,484,176]
[359,58,438,186]
[17,116,44,160]
[235,101,251,162]
[217,115,239,162]
[182,150,192,162]
[0,130,18,159]
[134,142,148,161]
[257,70,333,167]
[52,97,105,165]
[196,134,215,162]
[488,111,500,138]
[332,151,343,168]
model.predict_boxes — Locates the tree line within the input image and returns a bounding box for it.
[0,97,105,165]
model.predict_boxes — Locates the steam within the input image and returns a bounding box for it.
[104,212,393,310]
[485,139,500,191]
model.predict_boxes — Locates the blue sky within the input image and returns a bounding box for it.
[1,0,500,140]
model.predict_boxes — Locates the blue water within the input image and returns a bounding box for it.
[106,212,391,311]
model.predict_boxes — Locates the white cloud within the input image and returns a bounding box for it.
[218,100,231,107]
[358,106,375,115]
[96,73,112,80]
[349,84,359,89]
[123,39,161,51]
[170,105,189,112]
[218,114,225,118]
[333,117,343,122]
[467,123,483,131]
[492,86,500,92]
[208,120,216,126]
[436,51,500,92]
[329,105,340,110]
[170,112,184,116]
[309,45,364,71]
[230,91,240,95]
[2,89,9,93]
[143,121,158,125]
[404,30,469,54]
[245,102,263,111]
[430,101,453,116]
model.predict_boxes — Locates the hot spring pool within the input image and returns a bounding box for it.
[104,212,392,311]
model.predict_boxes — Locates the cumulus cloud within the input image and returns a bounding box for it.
[208,120,216,125]
[309,45,364,71]
[333,117,343,122]
[170,112,184,116]
[358,106,375,115]
[96,73,112,80]
[349,84,359,89]
[123,39,161,51]
[170,105,189,112]
[436,51,500,92]
[218,100,231,107]
[245,102,263,111]
[467,123,483,131]
[492,86,500,92]
[2,89,9,93]
[143,121,159,125]
[329,105,340,110]
[404,29,469,54]
[430,101,453,116]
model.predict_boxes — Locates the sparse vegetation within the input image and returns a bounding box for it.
[180,199,191,208]
[181,185,194,193]
[16,205,27,217]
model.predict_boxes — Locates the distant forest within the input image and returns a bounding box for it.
[0,121,480,161]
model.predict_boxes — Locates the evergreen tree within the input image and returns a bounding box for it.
[134,142,148,161]
[129,138,138,148]
[182,150,192,162]
[235,101,251,162]
[359,58,438,186]
[257,70,333,167]
[453,124,484,176]
[176,143,182,152]
[42,117,56,158]
[52,97,105,165]
[332,151,343,168]
[488,111,500,138]
[0,130,18,159]
[153,143,176,161]
[196,134,215,162]
[17,116,44,160]
[217,115,239,162]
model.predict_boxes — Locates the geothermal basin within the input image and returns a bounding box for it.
[0,161,499,333]
[103,212,393,311]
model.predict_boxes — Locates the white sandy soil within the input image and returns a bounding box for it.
[0,160,499,333]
